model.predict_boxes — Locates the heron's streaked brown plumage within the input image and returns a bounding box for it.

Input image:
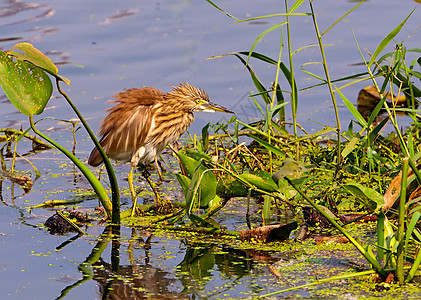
[88,83,231,168]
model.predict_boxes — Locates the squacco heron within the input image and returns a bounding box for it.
[88,83,233,214]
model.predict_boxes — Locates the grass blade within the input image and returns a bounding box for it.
[321,0,365,37]
[337,89,368,128]
[368,8,415,69]
[288,0,306,13]
[246,23,286,66]
[204,0,238,20]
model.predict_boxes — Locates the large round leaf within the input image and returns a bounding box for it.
[10,43,58,76]
[9,43,70,85]
[0,51,52,116]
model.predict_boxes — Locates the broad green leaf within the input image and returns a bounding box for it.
[10,43,58,75]
[185,149,212,163]
[276,178,297,200]
[184,162,203,216]
[176,173,191,198]
[343,183,384,211]
[207,195,222,210]
[201,123,210,152]
[341,136,359,159]
[368,9,415,69]
[177,150,208,177]
[216,175,249,199]
[313,204,339,221]
[383,214,398,258]
[263,195,271,225]
[0,52,52,116]
[272,158,309,184]
[9,42,70,85]
[176,150,217,209]
[239,171,278,193]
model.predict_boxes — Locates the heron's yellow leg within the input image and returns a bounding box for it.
[128,165,138,217]
[154,156,164,182]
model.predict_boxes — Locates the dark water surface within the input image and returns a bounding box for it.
[1,0,421,299]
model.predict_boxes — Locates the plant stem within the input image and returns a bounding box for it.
[397,157,409,284]
[56,79,120,224]
[29,116,113,219]
[408,158,421,185]
[0,128,52,149]
[285,0,299,161]
[309,0,342,169]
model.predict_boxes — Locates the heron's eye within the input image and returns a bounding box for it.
[194,98,203,104]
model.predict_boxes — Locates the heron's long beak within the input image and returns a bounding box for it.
[202,102,234,114]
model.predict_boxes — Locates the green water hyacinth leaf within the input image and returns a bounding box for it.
[10,43,57,75]
[216,175,249,199]
[343,183,384,211]
[176,174,190,198]
[239,171,278,193]
[216,171,279,200]
[0,51,52,116]
[9,42,70,85]
[272,158,309,184]
[176,150,217,209]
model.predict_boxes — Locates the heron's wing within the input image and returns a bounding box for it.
[88,88,163,166]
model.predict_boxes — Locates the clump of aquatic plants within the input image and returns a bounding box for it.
[0,127,51,194]
[200,0,421,292]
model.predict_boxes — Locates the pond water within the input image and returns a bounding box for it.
[1,0,421,299]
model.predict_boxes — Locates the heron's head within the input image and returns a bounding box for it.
[166,83,233,114]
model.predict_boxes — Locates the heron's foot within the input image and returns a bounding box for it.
[153,192,173,213]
